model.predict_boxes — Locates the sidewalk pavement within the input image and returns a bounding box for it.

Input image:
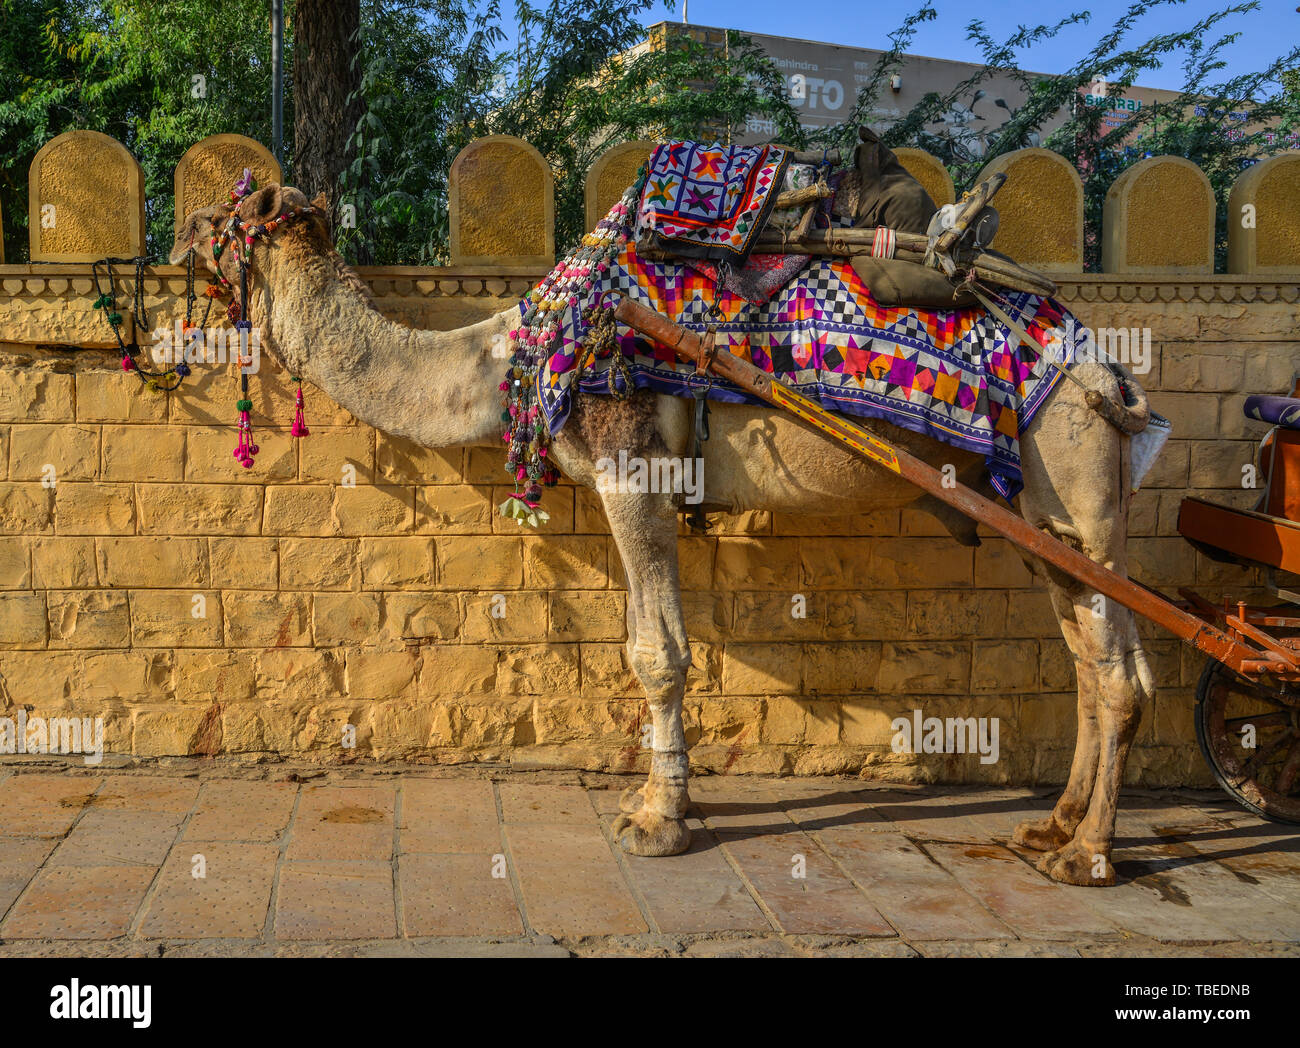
[1,762,1298,957]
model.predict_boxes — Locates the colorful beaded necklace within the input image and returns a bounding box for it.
[105,169,316,467]
[92,256,198,392]
[498,168,647,526]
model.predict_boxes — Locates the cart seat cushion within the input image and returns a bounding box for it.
[1244,395,1300,430]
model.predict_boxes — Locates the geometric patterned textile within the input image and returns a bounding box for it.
[532,244,1083,502]
[636,141,790,266]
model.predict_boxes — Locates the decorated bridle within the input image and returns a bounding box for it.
[198,168,317,467]
[206,168,318,298]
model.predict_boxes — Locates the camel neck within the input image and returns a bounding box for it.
[256,239,510,450]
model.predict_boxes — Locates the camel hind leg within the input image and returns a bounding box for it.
[1014,363,1156,886]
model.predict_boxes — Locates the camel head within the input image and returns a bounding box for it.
[169,183,335,373]
[168,183,332,281]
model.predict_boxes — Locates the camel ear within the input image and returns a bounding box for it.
[240,184,283,225]
[169,206,221,265]
[310,191,328,212]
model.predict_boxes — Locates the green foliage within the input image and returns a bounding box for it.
[0,0,1295,271]
[336,0,804,264]
[818,0,1300,269]
[0,0,280,261]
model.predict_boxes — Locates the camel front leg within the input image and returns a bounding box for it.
[1014,583,1101,853]
[1037,637,1149,886]
[1025,575,1152,886]
[603,489,693,857]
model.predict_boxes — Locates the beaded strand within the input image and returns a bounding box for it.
[499,170,646,525]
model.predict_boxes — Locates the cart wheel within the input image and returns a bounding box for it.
[1195,657,1300,824]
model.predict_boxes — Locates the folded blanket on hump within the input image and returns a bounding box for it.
[636,141,790,267]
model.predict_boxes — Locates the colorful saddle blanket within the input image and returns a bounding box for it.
[538,247,1083,501]
[636,141,789,266]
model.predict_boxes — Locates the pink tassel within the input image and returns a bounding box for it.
[291,381,309,437]
[232,411,258,468]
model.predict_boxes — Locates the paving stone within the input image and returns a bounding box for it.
[88,776,201,813]
[0,774,103,837]
[925,842,1118,940]
[1142,816,1300,877]
[286,785,395,861]
[999,838,1244,944]
[868,788,1052,843]
[184,780,296,842]
[952,789,1058,840]
[138,842,278,939]
[274,862,397,940]
[1094,814,1300,942]
[794,939,920,957]
[400,780,501,853]
[816,826,1014,941]
[682,935,796,957]
[399,853,523,936]
[974,940,1082,957]
[694,786,801,834]
[916,940,1081,957]
[587,788,626,816]
[499,783,596,825]
[0,865,155,939]
[506,823,646,937]
[718,829,893,936]
[606,817,770,934]
[297,784,396,816]
[1112,803,1232,855]
[4,773,1294,953]
[48,809,182,867]
[779,787,895,833]
[1105,839,1300,942]
[0,837,57,916]
[355,939,569,958]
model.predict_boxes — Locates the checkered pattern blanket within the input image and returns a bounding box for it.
[536,246,1081,501]
[636,141,789,266]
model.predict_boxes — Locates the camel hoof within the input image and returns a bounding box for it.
[1013,815,1073,853]
[618,784,646,814]
[1036,840,1115,887]
[613,809,691,857]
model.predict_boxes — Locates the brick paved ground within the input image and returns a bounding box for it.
[1,761,1297,958]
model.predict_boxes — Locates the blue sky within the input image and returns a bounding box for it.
[640,0,1298,90]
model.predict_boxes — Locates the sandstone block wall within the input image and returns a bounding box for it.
[1,133,1298,783]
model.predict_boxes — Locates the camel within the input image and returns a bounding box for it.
[170,182,1156,887]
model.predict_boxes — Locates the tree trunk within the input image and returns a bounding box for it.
[292,0,363,203]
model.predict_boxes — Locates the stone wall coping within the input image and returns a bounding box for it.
[4,264,1297,301]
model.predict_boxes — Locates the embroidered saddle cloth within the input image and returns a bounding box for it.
[537,244,1084,501]
[636,141,790,267]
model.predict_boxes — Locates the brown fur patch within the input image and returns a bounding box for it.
[568,388,665,462]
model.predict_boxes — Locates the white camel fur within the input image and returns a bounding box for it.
[171,183,1156,887]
